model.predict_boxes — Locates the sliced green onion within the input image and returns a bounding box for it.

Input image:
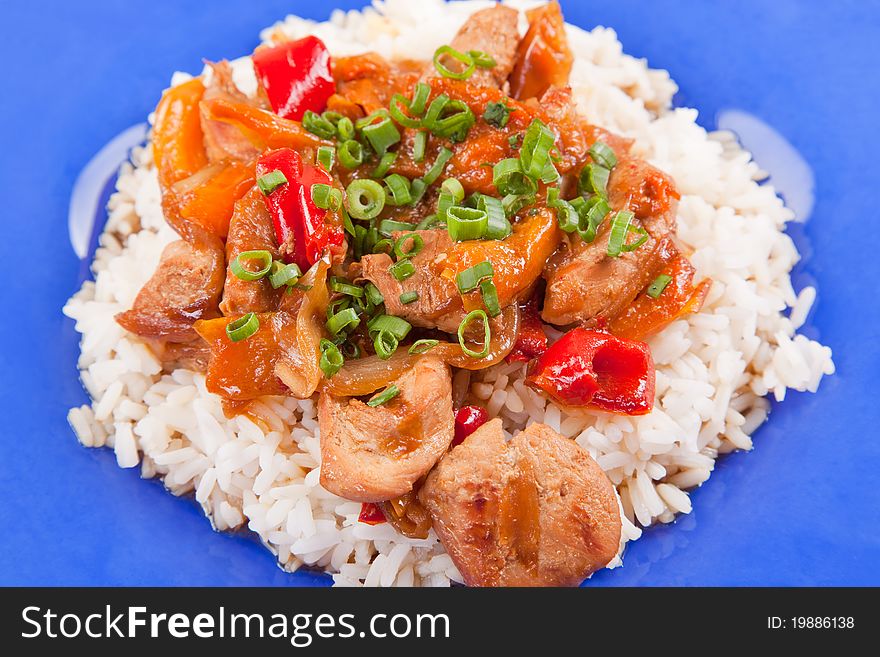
[319,339,344,378]
[519,118,556,181]
[317,146,335,171]
[474,194,511,239]
[268,261,302,289]
[230,250,273,281]
[373,331,399,360]
[447,206,488,241]
[388,258,416,281]
[341,206,356,237]
[457,309,491,358]
[384,173,412,206]
[455,261,494,293]
[409,82,431,116]
[368,314,413,340]
[588,140,618,169]
[408,339,439,355]
[322,110,344,124]
[502,193,535,217]
[570,195,610,243]
[416,214,443,230]
[226,313,259,342]
[479,279,501,317]
[389,93,422,129]
[412,130,428,163]
[367,384,400,406]
[409,177,427,206]
[345,179,386,220]
[483,101,511,129]
[365,282,384,307]
[394,233,424,259]
[433,45,475,80]
[326,296,351,320]
[607,210,641,257]
[437,190,457,222]
[540,160,560,184]
[362,117,401,155]
[337,140,364,169]
[647,274,673,299]
[326,307,361,335]
[468,50,496,69]
[311,183,334,210]
[336,117,355,141]
[423,147,454,185]
[493,158,536,196]
[441,178,465,203]
[377,219,414,236]
[341,341,361,359]
[399,291,419,304]
[621,225,648,253]
[257,170,288,195]
[355,108,390,130]
[372,238,394,255]
[330,277,364,298]
[579,163,611,196]
[302,110,336,139]
[423,95,475,142]
[370,151,397,178]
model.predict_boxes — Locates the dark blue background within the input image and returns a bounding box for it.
[1,0,877,586]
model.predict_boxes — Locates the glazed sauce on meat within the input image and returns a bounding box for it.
[498,464,541,571]
[378,402,424,457]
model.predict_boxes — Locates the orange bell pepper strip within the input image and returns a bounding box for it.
[200,96,332,153]
[440,206,562,313]
[173,160,255,240]
[608,249,712,341]
[152,78,210,190]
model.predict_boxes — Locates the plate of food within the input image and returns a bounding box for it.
[4,0,877,587]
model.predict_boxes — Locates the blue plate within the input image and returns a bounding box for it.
[1,0,877,586]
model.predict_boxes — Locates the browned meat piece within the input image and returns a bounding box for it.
[509,1,573,100]
[152,339,211,372]
[200,61,261,163]
[541,157,680,327]
[220,188,282,316]
[116,238,225,342]
[420,420,621,587]
[446,4,521,89]
[359,230,463,333]
[319,357,454,502]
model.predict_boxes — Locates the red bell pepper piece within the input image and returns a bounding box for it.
[452,405,489,448]
[252,36,335,121]
[256,148,343,271]
[506,295,548,363]
[358,502,387,525]
[527,328,655,415]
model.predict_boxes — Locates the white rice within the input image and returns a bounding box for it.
[63,0,834,586]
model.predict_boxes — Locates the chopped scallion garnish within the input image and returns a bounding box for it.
[367,314,412,340]
[519,118,556,181]
[394,233,424,259]
[468,50,496,69]
[319,339,344,378]
[479,279,501,317]
[230,250,273,282]
[268,261,302,289]
[384,173,413,206]
[457,309,491,358]
[399,291,419,304]
[317,146,335,171]
[588,140,618,169]
[413,130,428,163]
[371,151,398,178]
[408,339,439,355]
[330,277,364,298]
[345,179,386,220]
[433,45,476,80]
[483,101,512,129]
[606,210,648,257]
[326,307,361,335]
[447,206,488,241]
[257,170,288,195]
[423,147,454,185]
[388,258,416,281]
[366,384,400,407]
[579,163,611,196]
[377,219,414,237]
[493,158,536,196]
[647,274,673,299]
[302,110,336,139]
[226,312,259,343]
[361,117,401,155]
[456,261,494,293]
[365,283,384,307]
[337,140,364,169]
